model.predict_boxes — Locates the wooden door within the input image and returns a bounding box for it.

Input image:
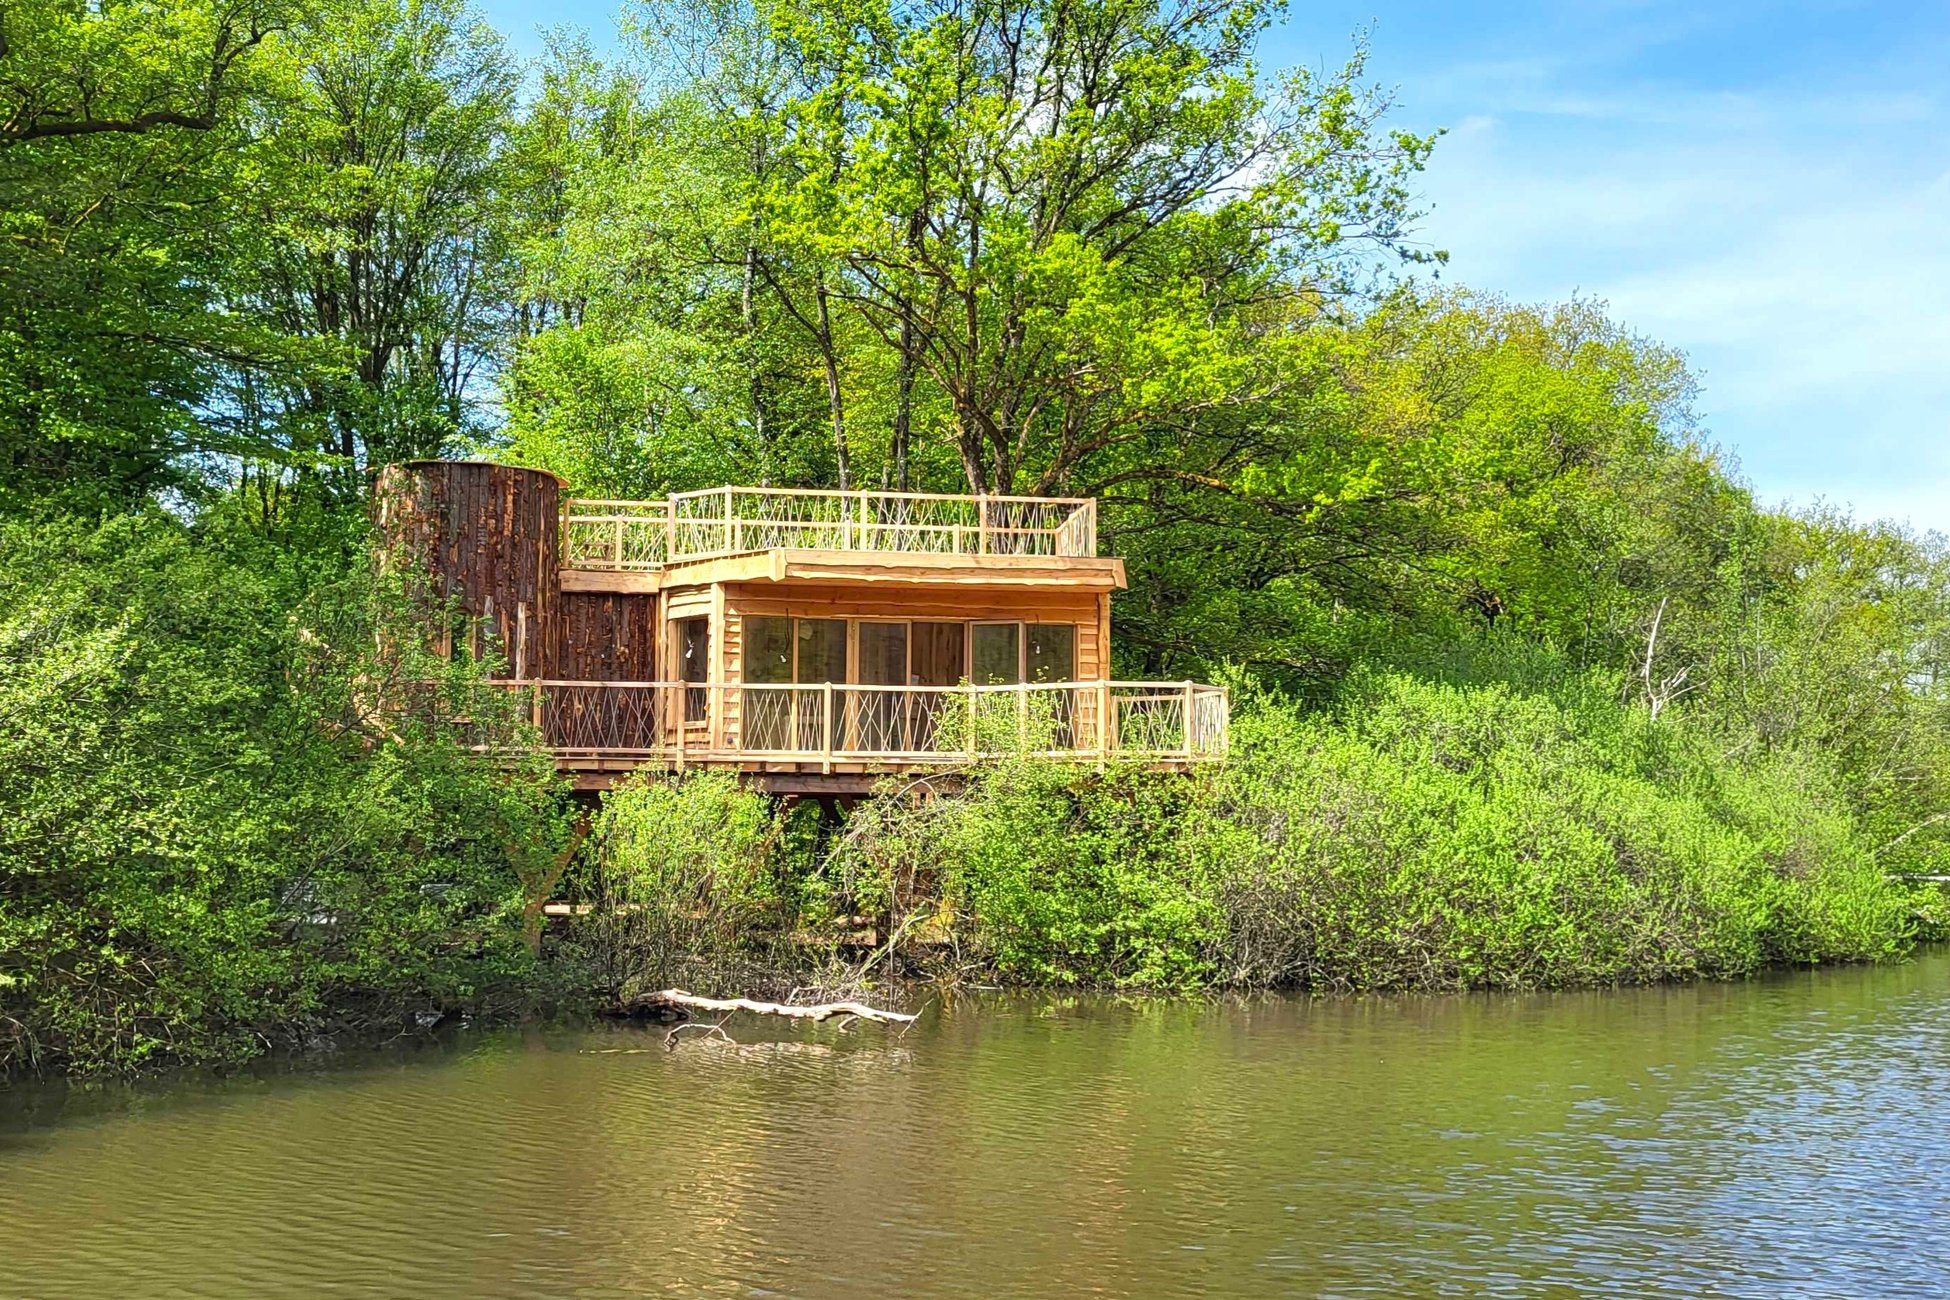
[910,621,965,753]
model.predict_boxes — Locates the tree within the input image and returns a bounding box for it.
[764,0,1440,495]
[0,0,297,512]
[223,0,519,496]
[1107,291,1745,682]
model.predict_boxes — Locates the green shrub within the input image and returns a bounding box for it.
[586,771,790,995]
[836,758,1219,988]
[0,512,573,1075]
[831,660,1913,993]
[1201,668,1910,990]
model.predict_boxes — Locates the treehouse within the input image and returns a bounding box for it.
[375,461,1228,792]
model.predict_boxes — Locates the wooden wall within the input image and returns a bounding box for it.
[374,461,563,679]
[553,592,659,681]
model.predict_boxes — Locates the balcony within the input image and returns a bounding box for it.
[495,679,1228,771]
[563,487,1099,571]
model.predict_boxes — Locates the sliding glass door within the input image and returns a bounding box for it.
[854,621,909,751]
[737,615,1077,753]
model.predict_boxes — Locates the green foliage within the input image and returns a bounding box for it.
[494,0,1438,497]
[837,760,1219,988]
[0,1,298,511]
[584,772,791,994]
[0,511,572,1074]
[816,653,1914,994]
[1202,663,1910,990]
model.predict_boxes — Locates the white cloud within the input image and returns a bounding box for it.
[1409,76,1950,527]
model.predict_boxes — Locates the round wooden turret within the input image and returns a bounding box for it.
[373,460,565,679]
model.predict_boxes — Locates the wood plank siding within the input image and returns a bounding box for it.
[374,460,563,679]
[372,461,1224,785]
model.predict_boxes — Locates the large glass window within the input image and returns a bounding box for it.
[744,616,792,684]
[856,622,908,686]
[971,622,1022,685]
[1026,624,1076,683]
[854,622,909,751]
[794,619,846,683]
[678,617,710,722]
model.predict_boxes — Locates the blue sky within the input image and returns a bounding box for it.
[478,0,1950,531]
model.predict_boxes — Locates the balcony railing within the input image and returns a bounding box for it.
[563,487,1098,571]
[496,679,1227,766]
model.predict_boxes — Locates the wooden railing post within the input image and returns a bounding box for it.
[612,515,624,567]
[821,682,834,772]
[665,497,676,562]
[1017,683,1029,751]
[1182,681,1195,759]
[1098,681,1111,758]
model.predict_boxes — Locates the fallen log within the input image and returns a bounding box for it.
[630,988,918,1026]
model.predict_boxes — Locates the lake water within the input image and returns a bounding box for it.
[5,951,1949,1298]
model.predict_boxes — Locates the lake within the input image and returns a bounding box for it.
[4,950,1949,1298]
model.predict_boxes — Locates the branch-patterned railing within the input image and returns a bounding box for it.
[562,487,1097,570]
[496,679,1226,764]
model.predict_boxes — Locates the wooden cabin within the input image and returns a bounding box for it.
[375,460,1227,792]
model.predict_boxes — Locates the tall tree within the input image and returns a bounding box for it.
[764,0,1440,495]
[225,0,518,494]
[0,0,296,511]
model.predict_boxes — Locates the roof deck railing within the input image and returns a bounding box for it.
[563,486,1097,571]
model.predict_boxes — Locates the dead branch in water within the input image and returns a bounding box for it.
[664,1017,736,1050]
[628,988,918,1026]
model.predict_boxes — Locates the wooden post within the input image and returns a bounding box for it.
[612,515,624,568]
[1017,683,1029,751]
[723,486,734,555]
[978,497,990,555]
[676,683,687,773]
[1182,681,1195,759]
[1098,681,1111,759]
[531,680,542,732]
[821,681,834,773]
[514,602,528,680]
[665,497,676,562]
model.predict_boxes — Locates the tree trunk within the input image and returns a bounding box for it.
[816,277,849,490]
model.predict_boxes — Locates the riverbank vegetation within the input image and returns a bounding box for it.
[3,0,1947,1074]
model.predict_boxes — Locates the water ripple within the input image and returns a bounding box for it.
[3,955,1949,1298]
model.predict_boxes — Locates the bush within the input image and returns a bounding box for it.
[583,771,791,996]
[1201,668,1911,990]
[0,512,574,1074]
[835,759,1218,988]
[823,659,1915,994]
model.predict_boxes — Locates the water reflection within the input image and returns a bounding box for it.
[4,954,1948,1298]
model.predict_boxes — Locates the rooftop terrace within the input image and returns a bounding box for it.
[563,486,1098,571]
